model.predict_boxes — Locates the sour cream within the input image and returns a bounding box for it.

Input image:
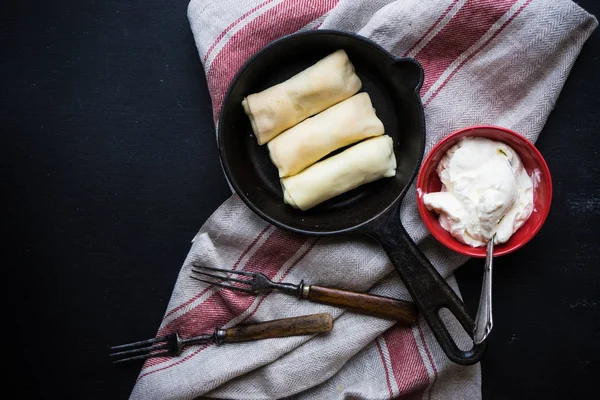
[423,137,534,247]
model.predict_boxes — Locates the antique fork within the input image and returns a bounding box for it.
[191,265,418,324]
[109,313,333,363]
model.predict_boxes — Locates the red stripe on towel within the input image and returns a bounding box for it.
[425,0,532,106]
[202,0,277,65]
[415,0,519,96]
[383,326,430,399]
[404,0,462,56]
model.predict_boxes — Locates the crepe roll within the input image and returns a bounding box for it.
[281,135,396,211]
[242,49,362,145]
[267,92,384,177]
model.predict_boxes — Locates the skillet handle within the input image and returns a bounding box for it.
[366,206,486,365]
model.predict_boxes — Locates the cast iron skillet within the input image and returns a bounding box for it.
[217,30,486,365]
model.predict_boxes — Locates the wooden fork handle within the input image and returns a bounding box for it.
[306,285,418,325]
[224,313,333,342]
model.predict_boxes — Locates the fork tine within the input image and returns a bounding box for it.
[109,342,170,358]
[109,334,170,351]
[112,351,172,363]
[191,264,255,277]
[191,268,251,286]
[190,276,255,294]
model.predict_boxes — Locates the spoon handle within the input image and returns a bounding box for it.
[474,238,494,345]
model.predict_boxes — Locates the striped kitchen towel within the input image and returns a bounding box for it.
[130,1,596,399]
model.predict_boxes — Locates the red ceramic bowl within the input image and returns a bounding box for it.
[416,125,552,257]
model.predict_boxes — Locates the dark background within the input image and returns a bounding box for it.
[2,0,598,398]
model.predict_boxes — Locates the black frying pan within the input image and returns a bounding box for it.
[217,30,485,365]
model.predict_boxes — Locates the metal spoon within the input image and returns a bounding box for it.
[473,234,495,345]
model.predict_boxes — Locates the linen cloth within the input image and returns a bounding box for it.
[131,0,597,399]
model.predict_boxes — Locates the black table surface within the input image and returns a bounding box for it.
[3,1,599,399]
